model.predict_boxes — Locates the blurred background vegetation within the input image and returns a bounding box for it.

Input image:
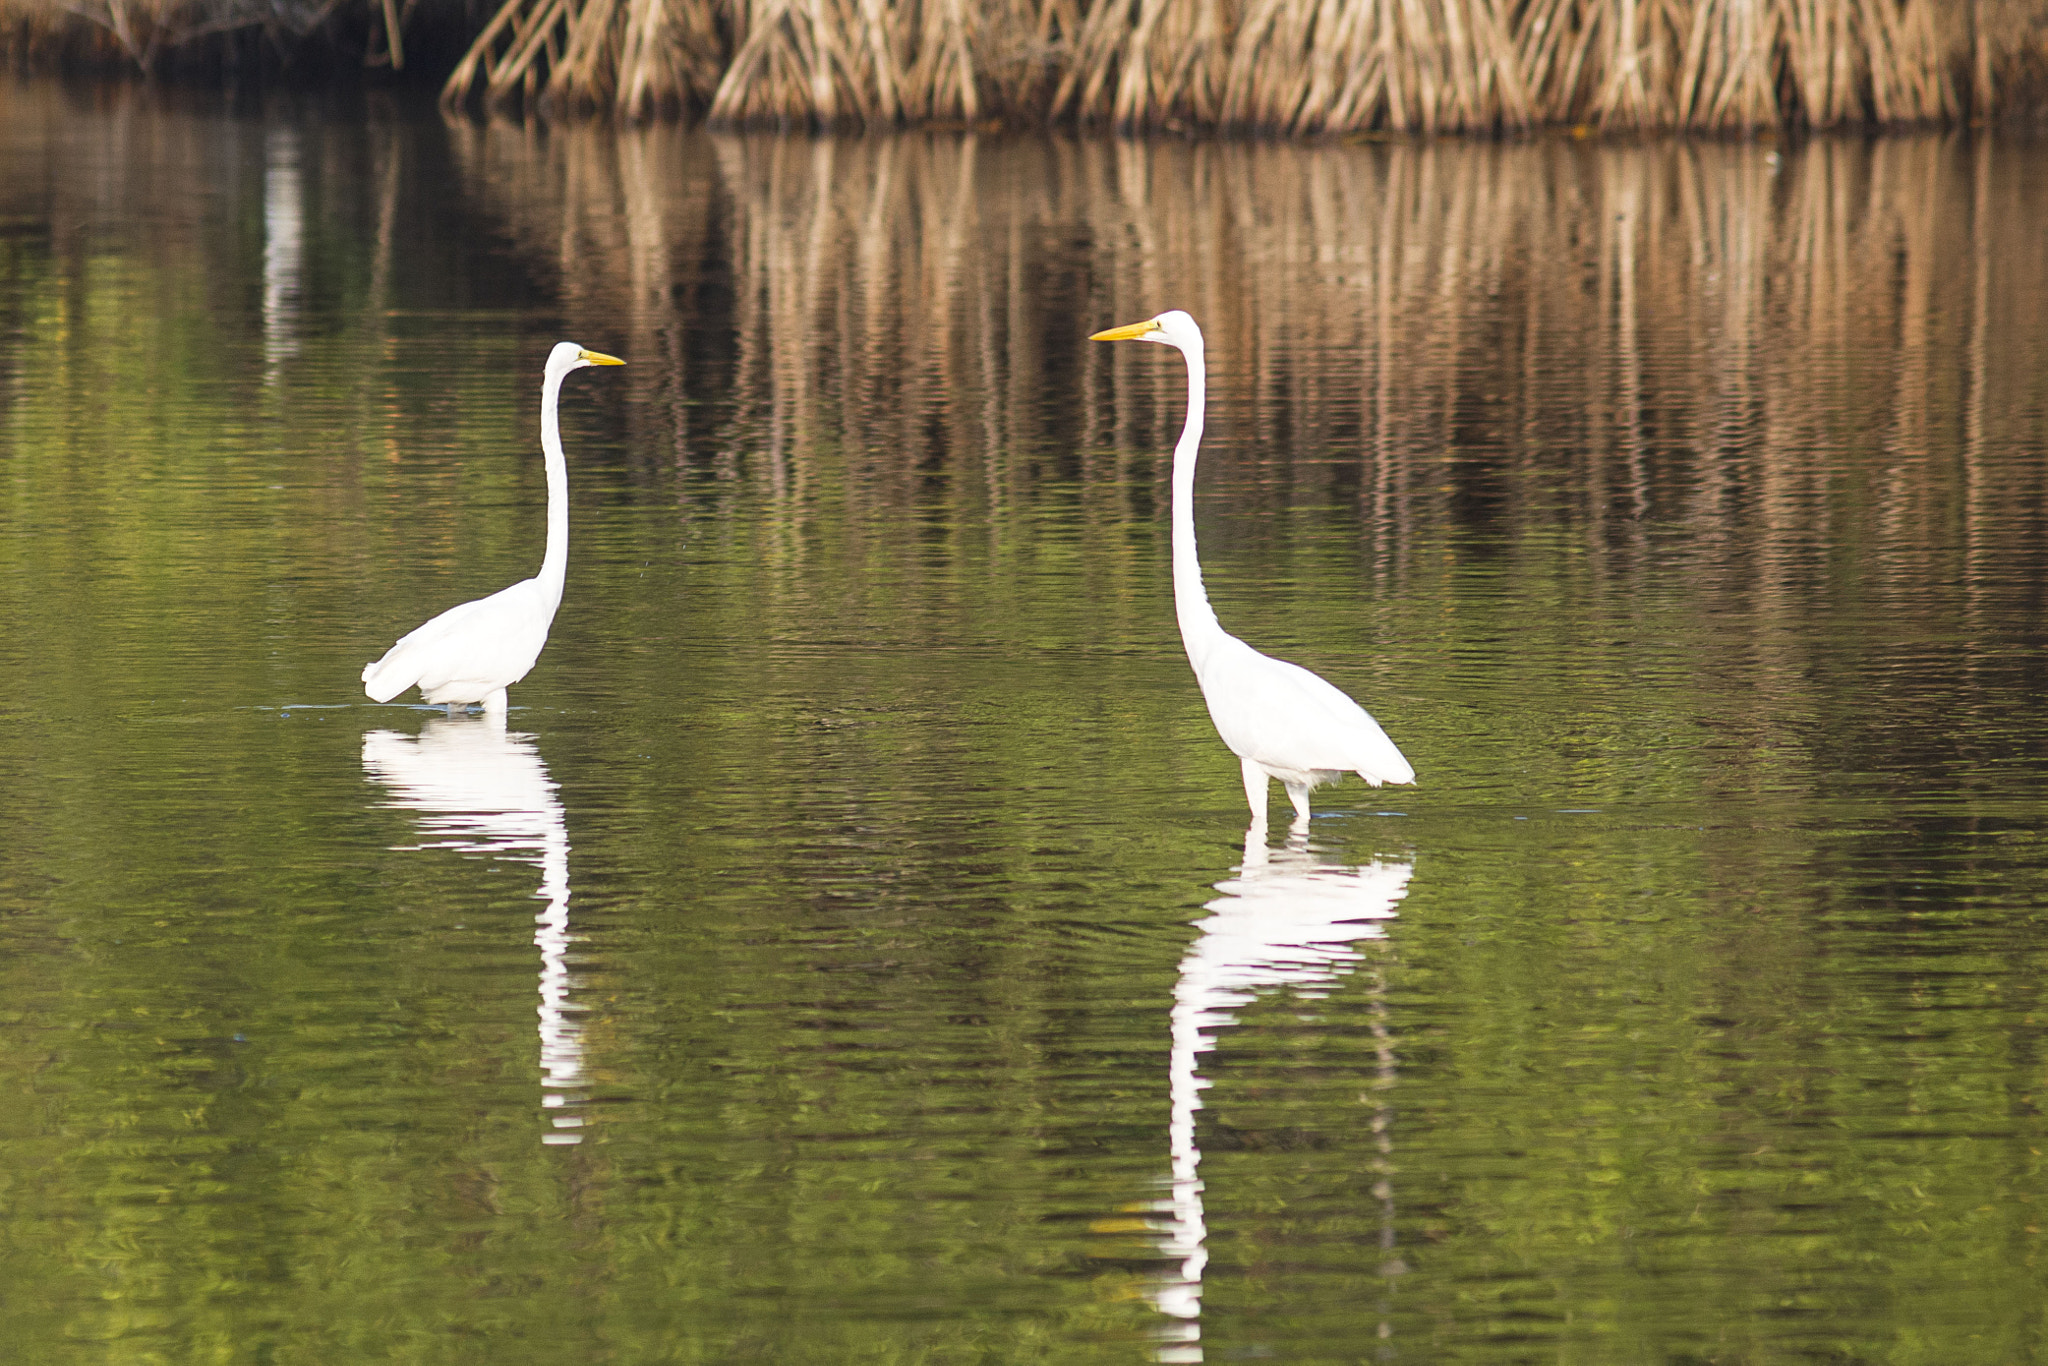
[3,0,2046,132]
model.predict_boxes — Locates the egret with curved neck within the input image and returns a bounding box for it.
[362,342,624,716]
[1090,310,1414,829]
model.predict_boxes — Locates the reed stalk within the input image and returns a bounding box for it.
[2,0,2036,131]
[437,0,2023,129]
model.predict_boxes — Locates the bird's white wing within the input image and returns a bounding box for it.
[362,578,555,704]
[1197,635,1414,786]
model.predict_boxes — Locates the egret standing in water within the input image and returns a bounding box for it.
[362,343,624,716]
[1090,311,1414,829]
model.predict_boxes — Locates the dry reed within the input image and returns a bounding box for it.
[435,0,2034,131]
[436,0,723,115]
[2,0,2037,131]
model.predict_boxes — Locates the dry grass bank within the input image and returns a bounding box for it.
[441,0,2048,130]
[5,0,2048,131]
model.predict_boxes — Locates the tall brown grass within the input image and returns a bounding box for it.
[3,0,2040,130]
[434,0,2041,131]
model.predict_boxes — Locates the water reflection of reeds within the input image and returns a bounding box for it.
[442,124,2048,798]
[450,124,2047,542]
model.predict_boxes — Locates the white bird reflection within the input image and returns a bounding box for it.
[262,126,303,382]
[361,712,589,1145]
[1152,831,1414,1363]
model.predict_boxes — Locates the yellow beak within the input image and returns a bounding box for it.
[1088,319,1161,342]
[579,348,626,366]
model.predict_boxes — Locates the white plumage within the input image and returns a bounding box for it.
[362,342,624,715]
[1091,310,1415,828]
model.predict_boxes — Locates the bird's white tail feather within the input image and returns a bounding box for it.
[1346,717,1415,787]
[361,649,417,703]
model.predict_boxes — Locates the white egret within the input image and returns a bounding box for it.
[1090,310,1414,829]
[362,342,624,716]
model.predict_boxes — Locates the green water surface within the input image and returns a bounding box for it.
[3,80,2048,1364]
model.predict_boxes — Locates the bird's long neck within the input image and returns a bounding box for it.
[537,368,569,608]
[1171,336,1223,671]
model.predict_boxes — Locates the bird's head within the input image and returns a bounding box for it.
[547,341,626,378]
[1089,309,1201,350]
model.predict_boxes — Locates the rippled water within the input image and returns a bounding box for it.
[3,79,2048,1362]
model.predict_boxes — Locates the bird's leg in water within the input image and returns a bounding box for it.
[1283,780,1314,831]
[482,688,509,718]
[1241,756,1270,831]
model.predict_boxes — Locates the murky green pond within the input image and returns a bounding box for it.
[4,78,2048,1363]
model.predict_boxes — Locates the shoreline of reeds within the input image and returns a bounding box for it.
[6,0,2047,134]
